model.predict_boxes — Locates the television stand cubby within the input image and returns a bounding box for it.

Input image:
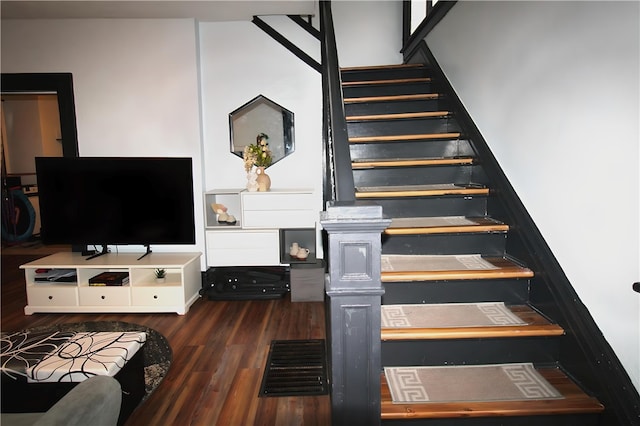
[21,251,202,315]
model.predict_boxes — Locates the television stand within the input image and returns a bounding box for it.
[21,251,202,315]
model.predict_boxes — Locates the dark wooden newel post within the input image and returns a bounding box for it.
[320,202,390,426]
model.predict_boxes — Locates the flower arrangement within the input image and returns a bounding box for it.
[243,133,272,171]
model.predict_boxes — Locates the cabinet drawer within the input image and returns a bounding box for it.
[28,286,78,306]
[79,287,131,306]
[207,247,280,266]
[206,229,277,249]
[131,286,182,306]
[242,192,314,211]
[206,229,280,266]
[243,210,316,228]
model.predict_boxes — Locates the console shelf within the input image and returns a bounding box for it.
[21,251,202,315]
[204,188,320,267]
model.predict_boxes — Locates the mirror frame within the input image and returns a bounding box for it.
[2,72,81,251]
[229,94,294,167]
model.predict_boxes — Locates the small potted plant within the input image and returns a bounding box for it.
[154,268,166,283]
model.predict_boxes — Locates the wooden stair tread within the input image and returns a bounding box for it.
[349,133,461,143]
[342,77,431,87]
[353,157,473,169]
[381,255,534,282]
[381,304,564,340]
[344,93,439,104]
[346,111,450,121]
[341,63,423,72]
[355,183,489,199]
[381,367,604,420]
[385,216,508,235]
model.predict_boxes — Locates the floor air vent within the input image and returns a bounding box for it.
[259,339,328,397]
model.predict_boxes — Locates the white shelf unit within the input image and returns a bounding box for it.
[21,251,202,315]
[204,188,243,228]
[204,188,319,267]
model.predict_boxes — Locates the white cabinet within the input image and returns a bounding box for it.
[206,229,280,266]
[204,188,319,267]
[21,252,202,315]
[241,191,317,228]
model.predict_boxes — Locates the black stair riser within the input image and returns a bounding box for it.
[381,337,560,367]
[381,413,600,426]
[341,67,430,82]
[347,117,460,138]
[382,279,530,305]
[360,196,488,218]
[353,164,475,187]
[344,98,442,116]
[349,139,475,161]
[343,81,434,98]
[381,232,508,256]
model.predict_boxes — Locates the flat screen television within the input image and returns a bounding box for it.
[35,156,195,259]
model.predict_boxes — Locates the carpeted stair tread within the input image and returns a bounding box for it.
[355,183,489,199]
[384,363,563,403]
[381,254,533,282]
[344,93,440,104]
[346,110,450,121]
[342,77,431,87]
[380,366,604,420]
[349,132,461,143]
[381,303,564,340]
[384,215,508,235]
[353,157,473,169]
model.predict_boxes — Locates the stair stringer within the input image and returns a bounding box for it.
[406,40,640,425]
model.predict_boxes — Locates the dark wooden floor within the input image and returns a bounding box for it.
[1,252,331,425]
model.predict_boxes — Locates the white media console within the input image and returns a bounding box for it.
[21,251,202,315]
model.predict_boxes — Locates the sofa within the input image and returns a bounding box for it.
[1,375,122,426]
[1,329,146,425]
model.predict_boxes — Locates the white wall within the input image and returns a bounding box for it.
[1,19,206,262]
[427,1,640,391]
[199,20,322,193]
[0,1,403,269]
[198,20,325,262]
[332,0,403,67]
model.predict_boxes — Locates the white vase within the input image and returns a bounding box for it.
[246,166,259,192]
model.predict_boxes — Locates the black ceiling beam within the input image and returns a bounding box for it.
[252,16,321,73]
[288,15,321,41]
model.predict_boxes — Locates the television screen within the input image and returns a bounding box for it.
[35,157,196,250]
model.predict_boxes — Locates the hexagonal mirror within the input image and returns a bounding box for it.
[229,95,294,168]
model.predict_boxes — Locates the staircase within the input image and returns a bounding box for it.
[341,63,605,425]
